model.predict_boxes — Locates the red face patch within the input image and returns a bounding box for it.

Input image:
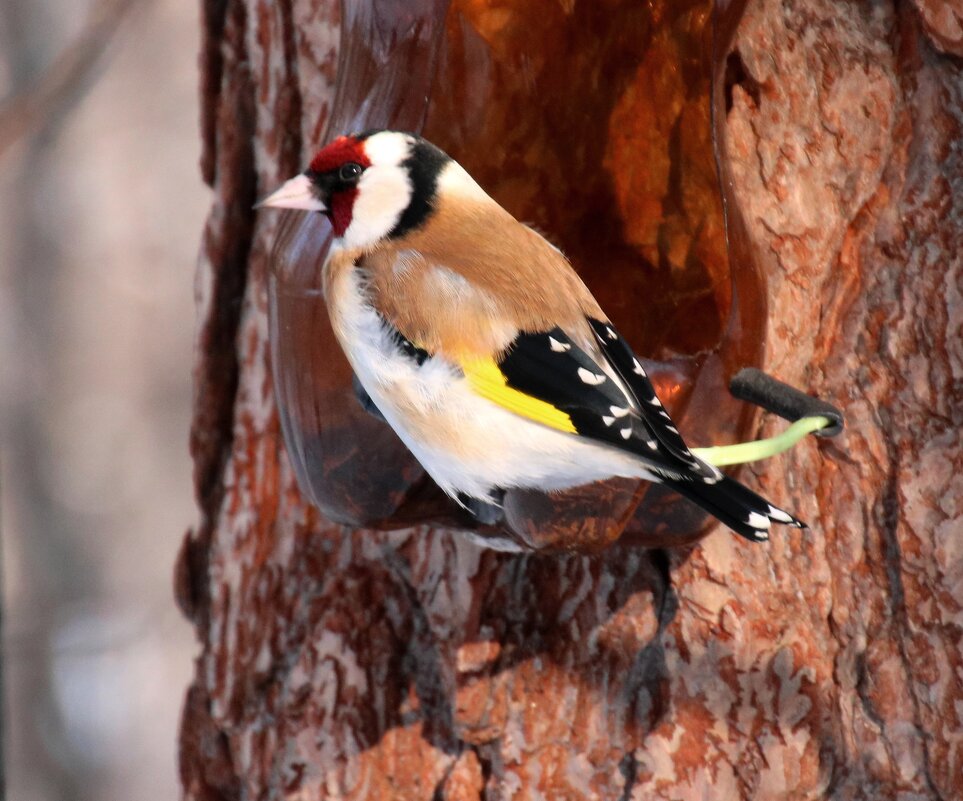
[308,135,371,174]
[329,188,358,237]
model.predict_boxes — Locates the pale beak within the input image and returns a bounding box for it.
[254,173,327,211]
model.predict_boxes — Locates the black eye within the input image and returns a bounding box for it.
[339,162,363,182]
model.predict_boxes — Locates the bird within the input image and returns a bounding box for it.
[257,129,805,543]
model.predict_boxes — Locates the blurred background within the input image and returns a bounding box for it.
[0,0,205,798]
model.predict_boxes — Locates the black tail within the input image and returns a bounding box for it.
[659,474,806,542]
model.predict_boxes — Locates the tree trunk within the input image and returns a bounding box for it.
[178,1,963,798]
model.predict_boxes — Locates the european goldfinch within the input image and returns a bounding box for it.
[258,130,805,542]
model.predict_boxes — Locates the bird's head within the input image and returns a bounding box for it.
[257,130,460,250]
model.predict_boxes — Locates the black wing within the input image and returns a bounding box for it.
[496,325,718,480]
[494,320,805,541]
[584,318,717,479]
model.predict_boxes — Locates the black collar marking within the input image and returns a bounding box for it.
[388,139,451,240]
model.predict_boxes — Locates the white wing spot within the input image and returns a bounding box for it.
[659,411,671,419]
[747,512,772,530]
[577,367,607,386]
[665,425,679,434]
[602,415,615,427]
[632,359,646,376]
[620,427,633,440]
[606,326,617,340]
[767,504,794,523]
[647,396,662,407]
[647,440,659,450]
[549,336,571,353]
[609,405,630,418]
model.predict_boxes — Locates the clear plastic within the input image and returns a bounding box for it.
[268,0,764,550]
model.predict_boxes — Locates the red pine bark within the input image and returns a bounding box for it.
[178,1,963,798]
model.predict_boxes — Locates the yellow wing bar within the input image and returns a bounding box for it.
[461,357,577,434]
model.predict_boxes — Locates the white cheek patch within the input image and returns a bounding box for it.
[343,166,412,249]
[342,131,414,250]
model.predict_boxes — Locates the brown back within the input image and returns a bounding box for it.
[356,193,606,357]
